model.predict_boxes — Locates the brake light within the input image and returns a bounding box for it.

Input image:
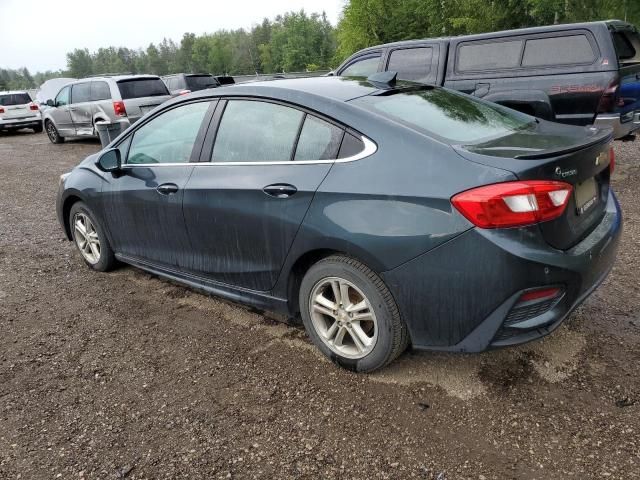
[29,103,39,111]
[519,287,562,303]
[0,107,4,114]
[609,146,615,174]
[452,180,573,228]
[178,89,191,96]
[113,101,127,117]
[597,79,620,113]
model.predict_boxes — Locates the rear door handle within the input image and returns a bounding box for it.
[156,183,179,195]
[263,183,298,198]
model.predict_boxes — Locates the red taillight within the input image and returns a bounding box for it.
[113,101,127,117]
[178,89,191,96]
[609,146,615,174]
[519,287,562,303]
[597,79,620,113]
[0,107,4,114]
[29,103,39,111]
[452,180,573,229]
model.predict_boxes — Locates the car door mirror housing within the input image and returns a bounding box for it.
[97,148,122,172]
[46,99,55,107]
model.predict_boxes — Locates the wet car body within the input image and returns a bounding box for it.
[56,77,622,356]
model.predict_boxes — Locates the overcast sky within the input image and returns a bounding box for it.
[0,0,343,72]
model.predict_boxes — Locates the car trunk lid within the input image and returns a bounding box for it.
[0,93,37,120]
[455,121,613,250]
[116,78,171,123]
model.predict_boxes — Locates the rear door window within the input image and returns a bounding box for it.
[387,47,433,82]
[71,83,91,104]
[457,40,523,71]
[117,78,169,99]
[294,115,343,161]
[90,81,111,101]
[522,35,595,67]
[340,54,381,77]
[0,93,31,105]
[212,100,303,162]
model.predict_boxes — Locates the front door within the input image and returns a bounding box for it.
[101,100,213,269]
[50,85,74,135]
[182,99,345,291]
[69,82,93,135]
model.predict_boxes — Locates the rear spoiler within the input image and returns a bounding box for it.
[215,76,235,85]
[514,130,613,159]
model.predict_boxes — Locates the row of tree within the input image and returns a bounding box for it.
[2,1,639,91]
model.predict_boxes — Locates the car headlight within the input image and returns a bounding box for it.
[59,172,70,187]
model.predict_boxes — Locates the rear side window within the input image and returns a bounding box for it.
[340,55,381,77]
[457,40,523,71]
[71,83,91,103]
[0,93,31,105]
[338,133,365,159]
[351,88,533,144]
[212,100,303,162]
[117,78,169,99]
[294,115,343,161]
[90,81,111,101]
[522,35,595,67]
[186,75,219,91]
[387,47,433,82]
[127,101,210,164]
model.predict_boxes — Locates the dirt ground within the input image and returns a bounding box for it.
[0,130,639,480]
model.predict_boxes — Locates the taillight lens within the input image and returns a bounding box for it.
[597,80,620,113]
[113,101,127,117]
[29,103,39,111]
[452,180,573,229]
[609,146,615,174]
[519,287,561,303]
[0,107,4,114]
[178,89,191,95]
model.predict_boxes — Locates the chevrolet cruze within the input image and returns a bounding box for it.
[56,75,622,372]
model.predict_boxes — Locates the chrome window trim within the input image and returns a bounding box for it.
[120,135,377,168]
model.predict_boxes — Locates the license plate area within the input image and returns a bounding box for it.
[575,177,598,215]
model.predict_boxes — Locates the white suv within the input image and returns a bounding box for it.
[0,91,42,133]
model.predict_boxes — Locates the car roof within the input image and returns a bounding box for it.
[0,90,30,95]
[188,76,381,103]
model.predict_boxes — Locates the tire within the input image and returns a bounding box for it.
[33,124,43,133]
[69,202,116,272]
[299,255,409,372]
[45,120,64,144]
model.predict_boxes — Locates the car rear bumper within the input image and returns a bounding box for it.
[0,115,41,129]
[381,190,622,352]
[593,112,640,139]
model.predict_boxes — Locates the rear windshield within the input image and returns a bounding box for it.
[117,78,169,99]
[351,88,534,144]
[0,93,32,106]
[612,30,640,64]
[186,75,219,91]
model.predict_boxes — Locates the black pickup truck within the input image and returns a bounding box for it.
[333,20,640,139]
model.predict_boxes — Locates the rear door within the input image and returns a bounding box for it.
[0,92,35,121]
[69,82,93,135]
[182,99,344,291]
[116,77,172,124]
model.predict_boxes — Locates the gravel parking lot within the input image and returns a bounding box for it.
[0,131,639,479]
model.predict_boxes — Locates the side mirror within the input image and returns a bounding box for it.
[96,148,121,172]
[46,99,55,107]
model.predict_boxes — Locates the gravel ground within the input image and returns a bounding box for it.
[0,130,639,480]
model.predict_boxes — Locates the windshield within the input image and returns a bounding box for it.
[350,88,535,144]
[186,75,218,91]
[0,93,32,106]
[117,78,169,99]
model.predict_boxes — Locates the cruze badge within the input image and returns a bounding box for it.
[555,166,577,178]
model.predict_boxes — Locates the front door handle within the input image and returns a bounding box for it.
[263,183,298,198]
[156,183,179,195]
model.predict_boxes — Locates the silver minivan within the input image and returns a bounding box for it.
[42,74,171,144]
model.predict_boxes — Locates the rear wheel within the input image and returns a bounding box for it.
[299,255,409,372]
[45,120,64,144]
[69,202,115,272]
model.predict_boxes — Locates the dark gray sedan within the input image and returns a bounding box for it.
[56,76,622,372]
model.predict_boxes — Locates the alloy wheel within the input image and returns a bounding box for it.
[309,277,378,359]
[46,122,58,143]
[73,212,101,264]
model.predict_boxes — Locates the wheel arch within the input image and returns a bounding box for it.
[61,194,84,240]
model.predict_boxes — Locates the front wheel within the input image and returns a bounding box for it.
[69,202,116,272]
[299,255,409,372]
[45,120,64,144]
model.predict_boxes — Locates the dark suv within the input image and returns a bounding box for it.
[334,20,640,139]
